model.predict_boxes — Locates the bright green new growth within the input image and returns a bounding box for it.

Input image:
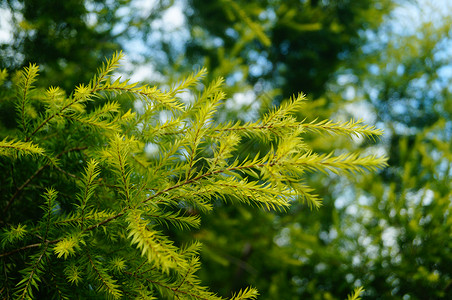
[347,287,365,300]
[0,52,386,299]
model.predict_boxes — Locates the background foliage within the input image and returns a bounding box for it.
[1,0,451,299]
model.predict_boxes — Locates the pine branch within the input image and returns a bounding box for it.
[86,251,122,299]
[1,224,28,248]
[82,210,126,233]
[141,147,385,212]
[14,244,49,300]
[347,287,365,300]
[41,188,58,242]
[54,210,115,228]
[76,159,101,230]
[27,94,85,141]
[184,92,225,179]
[207,179,292,211]
[92,51,124,91]
[66,102,120,132]
[26,52,123,141]
[171,67,208,95]
[157,187,214,213]
[301,118,384,140]
[139,85,186,111]
[100,79,185,112]
[100,134,135,205]
[292,151,388,175]
[43,86,70,115]
[64,263,82,286]
[185,77,225,117]
[53,236,80,260]
[126,209,187,274]
[262,93,306,125]
[231,287,259,300]
[16,63,39,134]
[0,241,55,258]
[290,181,322,210]
[0,138,44,158]
[123,268,224,300]
[145,207,201,230]
[207,133,241,171]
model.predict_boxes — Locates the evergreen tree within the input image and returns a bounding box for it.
[0,52,386,299]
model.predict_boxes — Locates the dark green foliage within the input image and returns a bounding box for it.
[1,0,119,90]
[186,0,392,99]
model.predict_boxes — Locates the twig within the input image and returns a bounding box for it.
[0,240,57,258]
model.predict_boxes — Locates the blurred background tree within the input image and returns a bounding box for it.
[1,0,120,90]
[1,0,451,299]
[327,1,452,298]
[186,0,392,100]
